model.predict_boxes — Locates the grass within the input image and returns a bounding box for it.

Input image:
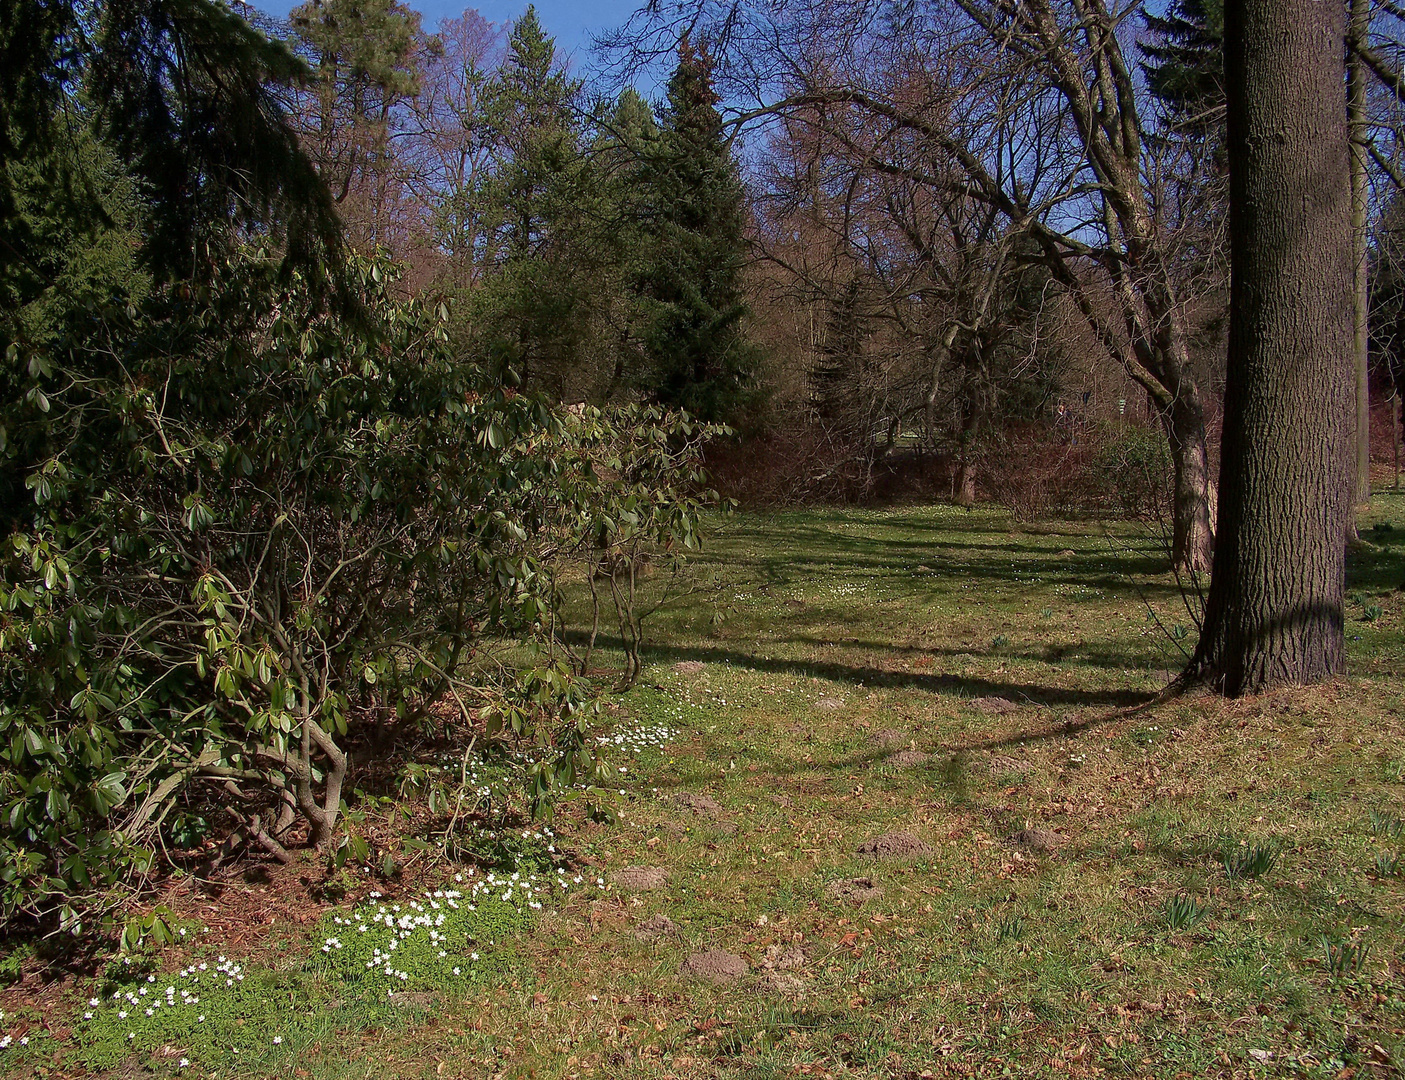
[4,500,1405,1078]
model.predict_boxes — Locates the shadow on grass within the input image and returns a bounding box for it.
[573,633,1152,709]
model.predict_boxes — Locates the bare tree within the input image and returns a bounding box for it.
[607,0,1219,571]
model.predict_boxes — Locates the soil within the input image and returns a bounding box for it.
[825,877,884,904]
[634,914,679,941]
[763,944,806,971]
[855,831,935,859]
[815,697,845,710]
[673,661,706,675]
[760,970,806,996]
[987,754,1033,776]
[672,792,725,817]
[611,866,669,891]
[1007,828,1061,854]
[968,697,1021,715]
[679,949,749,983]
[871,728,909,747]
[884,750,929,767]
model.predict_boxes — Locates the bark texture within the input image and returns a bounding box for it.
[1186,0,1354,694]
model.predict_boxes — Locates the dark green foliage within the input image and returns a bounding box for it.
[468,7,597,395]
[86,0,341,285]
[633,36,757,423]
[1141,0,1225,142]
[0,0,342,352]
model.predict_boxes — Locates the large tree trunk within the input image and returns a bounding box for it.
[1350,0,1372,518]
[1185,0,1354,694]
[1161,391,1216,575]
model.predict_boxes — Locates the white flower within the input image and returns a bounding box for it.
[273,1036,282,1045]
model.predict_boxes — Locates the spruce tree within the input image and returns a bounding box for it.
[636,36,755,423]
[1141,0,1225,147]
[470,6,592,393]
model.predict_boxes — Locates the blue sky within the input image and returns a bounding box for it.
[255,0,641,71]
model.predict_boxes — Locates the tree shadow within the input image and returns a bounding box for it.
[571,633,1153,709]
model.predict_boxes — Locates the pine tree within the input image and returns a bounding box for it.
[635,35,756,423]
[289,0,425,248]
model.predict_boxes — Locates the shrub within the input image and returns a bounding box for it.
[0,251,723,933]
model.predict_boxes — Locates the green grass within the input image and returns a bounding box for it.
[5,500,1405,1078]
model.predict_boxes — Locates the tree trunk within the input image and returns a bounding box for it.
[1185,0,1354,694]
[1161,392,1216,575]
[1350,0,1372,516]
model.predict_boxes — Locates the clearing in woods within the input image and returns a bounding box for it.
[7,502,1405,1078]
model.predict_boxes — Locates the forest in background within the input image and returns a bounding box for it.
[229,0,1405,529]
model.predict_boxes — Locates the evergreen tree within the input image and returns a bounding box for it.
[289,0,425,249]
[1141,0,1225,147]
[635,36,756,423]
[471,6,592,393]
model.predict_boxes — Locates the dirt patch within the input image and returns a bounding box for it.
[815,697,845,711]
[679,949,749,983]
[871,728,909,747]
[673,660,705,675]
[634,914,678,941]
[673,792,724,817]
[611,866,669,891]
[988,754,1033,776]
[763,944,807,971]
[760,970,806,996]
[969,696,1021,715]
[855,831,934,859]
[826,877,884,904]
[1008,828,1061,854]
[884,750,929,767]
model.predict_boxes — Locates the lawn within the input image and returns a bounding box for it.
[4,500,1405,1079]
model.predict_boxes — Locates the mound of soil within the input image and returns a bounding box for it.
[673,792,724,817]
[1007,828,1061,854]
[871,728,909,747]
[987,754,1033,776]
[611,866,669,891]
[969,697,1021,715]
[679,949,749,983]
[855,831,934,859]
[760,970,806,996]
[884,750,929,767]
[673,661,705,675]
[634,913,679,941]
[815,697,845,711]
[826,877,884,904]
[763,944,807,971]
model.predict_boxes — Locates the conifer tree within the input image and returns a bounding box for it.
[1141,0,1225,148]
[471,6,592,392]
[635,35,756,423]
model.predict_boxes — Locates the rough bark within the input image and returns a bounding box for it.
[1350,0,1372,514]
[1185,0,1354,694]
[1161,391,1216,575]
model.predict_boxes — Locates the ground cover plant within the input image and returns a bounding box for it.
[0,499,1402,1078]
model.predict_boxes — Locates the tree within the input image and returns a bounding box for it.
[1185,0,1354,693]
[471,6,596,394]
[1141,0,1225,154]
[634,36,756,423]
[611,0,1219,571]
[0,0,340,306]
[289,0,427,253]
